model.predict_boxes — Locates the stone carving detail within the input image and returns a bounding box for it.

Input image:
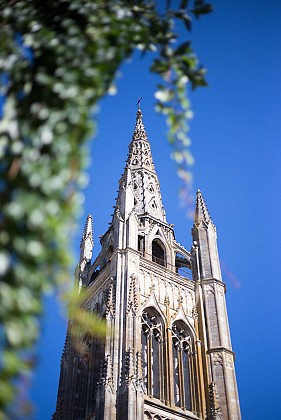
[124,349,132,385]
[124,348,141,388]
[177,294,183,307]
[192,306,198,320]
[209,381,223,420]
[129,254,137,266]
[135,351,144,390]
[225,353,233,368]
[205,284,215,295]
[149,197,158,210]
[147,182,155,193]
[218,285,225,297]
[149,282,156,294]
[143,411,192,420]
[164,295,170,306]
[99,354,113,390]
[127,274,138,314]
[114,205,123,222]
[106,278,116,319]
[213,352,223,366]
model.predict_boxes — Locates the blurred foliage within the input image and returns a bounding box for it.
[67,281,107,353]
[0,0,211,416]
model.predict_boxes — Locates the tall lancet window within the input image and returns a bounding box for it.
[141,310,164,400]
[172,322,192,410]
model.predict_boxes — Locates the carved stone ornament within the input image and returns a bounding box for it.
[218,284,225,297]
[127,274,138,314]
[209,381,223,420]
[177,294,183,307]
[192,306,198,319]
[164,295,170,306]
[105,278,116,319]
[205,284,215,295]
[213,352,223,366]
[115,206,124,222]
[225,353,233,368]
[99,354,113,392]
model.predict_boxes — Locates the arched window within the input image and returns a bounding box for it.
[152,239,166,267]
[172,322,192,410]
[141,310,164,399]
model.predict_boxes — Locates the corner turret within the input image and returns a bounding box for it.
[79,214,94,289]
[192,190,241,419]
[192,190,222,281]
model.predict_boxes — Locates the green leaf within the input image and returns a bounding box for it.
[174,41,191,57]
[192,3,213,18]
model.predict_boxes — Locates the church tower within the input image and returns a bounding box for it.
[53,109,241,420]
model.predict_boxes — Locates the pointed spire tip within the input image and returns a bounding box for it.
[194,189,213,224]
[133,102,146,136]
[136,96,142,111]
[82,214,93,239]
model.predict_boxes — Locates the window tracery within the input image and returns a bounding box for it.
[141,310,164,400]
[172,322,192,410]
[141,311,196,412]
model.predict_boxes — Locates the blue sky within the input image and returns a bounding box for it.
[30,1,281,419]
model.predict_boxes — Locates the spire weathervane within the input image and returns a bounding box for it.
[136,96,142,110]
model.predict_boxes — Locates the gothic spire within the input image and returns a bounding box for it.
[194,189,213,225]
[112,109,166,223]
[192,190,221,281]
[121,109,166,221]
[77,214,94,291]
[80,214,94,263]
[82,214,93,242]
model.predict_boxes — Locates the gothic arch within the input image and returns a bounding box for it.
[141,293,166,325]
[171,308,197,340]
[148,225,173,268]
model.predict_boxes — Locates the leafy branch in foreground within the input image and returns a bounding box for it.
[0,0,211,415]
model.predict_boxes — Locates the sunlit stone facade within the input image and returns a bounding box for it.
[53,110,241,420]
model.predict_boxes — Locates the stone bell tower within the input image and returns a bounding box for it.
[53,108,241,420]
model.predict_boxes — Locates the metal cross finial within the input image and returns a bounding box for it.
[136,97,142,110]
